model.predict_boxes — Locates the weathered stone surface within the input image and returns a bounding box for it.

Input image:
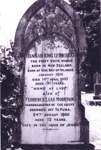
[14,0,87,63]
[21,35,82,144]
[13,0,90,146]
[93,72,101,84]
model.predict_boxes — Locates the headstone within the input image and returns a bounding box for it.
[13,0,94,149]
[93,72,101,99]
[93,72,101,84]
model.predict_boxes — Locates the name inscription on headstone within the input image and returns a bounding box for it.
[14,0,90,146]
[21,35,79,144]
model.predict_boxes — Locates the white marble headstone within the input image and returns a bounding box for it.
[20,35,81,144]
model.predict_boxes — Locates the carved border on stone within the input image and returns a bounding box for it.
[14,0,87,65]
[24,4,76,50]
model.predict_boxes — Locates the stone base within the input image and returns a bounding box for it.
[93,95,101,99]
[14,144,95,150]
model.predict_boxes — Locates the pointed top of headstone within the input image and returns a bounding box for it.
[93,72,101,84]
[13,0,90,145]
[14,0,87,60]
[95,72,100,75]
[38,0,70,4]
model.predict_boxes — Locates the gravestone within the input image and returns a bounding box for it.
[13,0,94,149]
[93,72,101,99]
